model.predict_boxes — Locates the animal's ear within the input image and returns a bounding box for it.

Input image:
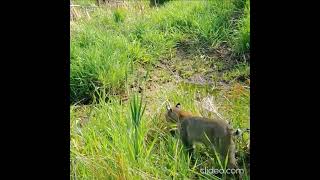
[176,103,181,108]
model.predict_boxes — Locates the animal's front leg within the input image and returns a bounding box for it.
[180,125,194,161]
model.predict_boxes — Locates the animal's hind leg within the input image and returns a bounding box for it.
[221,136,238,169]
[207,138,225,167]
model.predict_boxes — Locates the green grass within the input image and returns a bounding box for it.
[71,0,250,103]
[130,94,146,161]
[71,85,249,179]
[233,0,250,55]
[113,8,126,23]
[71,0,250,179]
[71,0,96,6]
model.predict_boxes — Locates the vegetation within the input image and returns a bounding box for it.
[71,0,250,179]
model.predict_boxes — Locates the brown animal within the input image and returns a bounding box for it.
[165,103,238,169]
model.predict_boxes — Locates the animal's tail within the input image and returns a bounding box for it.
[234,128,250,136]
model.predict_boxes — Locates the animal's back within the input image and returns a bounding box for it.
[181,116,232,142]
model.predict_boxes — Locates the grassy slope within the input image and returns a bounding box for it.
[71,0,250,179]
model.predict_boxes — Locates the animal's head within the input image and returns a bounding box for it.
[165,103,182,123]
[165,103,193,123]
